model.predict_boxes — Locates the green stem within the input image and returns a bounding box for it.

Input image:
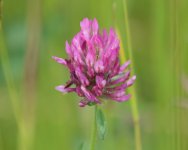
[173,0,181,149]
[90,105,97,150]
[122,0,142,150]
[0,1,24,150]
[0,0,21,129]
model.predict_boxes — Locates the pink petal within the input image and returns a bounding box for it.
[86,43,95,67]
[71,34,83,55]
[55,85,75,93]
[52,56,67,65]
[105,89,131,102]
[111,94,131,102]
[127,75,136,87]
[80,18,91,40]
[102,29,108,45]
[105,90,125,98]
[76,86,84,97]
[91,86,102,96]
[65,41,73,58]
[81,86,99,102]
[75,68,89,86]
[106,83,127,92]
[109,59,120,77]
[94,60,104,73]
[92,18,99,35]
[73,50,85,65]
[108,71,130,86]
[96,75,106,89]
[79,99,88,107]
[119,60,131,73]
[87,67,95,78]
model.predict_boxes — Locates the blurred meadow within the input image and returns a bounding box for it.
[0,0,188,150]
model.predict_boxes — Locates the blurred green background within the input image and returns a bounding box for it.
[0,0,188,150]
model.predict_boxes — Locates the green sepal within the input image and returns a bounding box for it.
[88,102,96,106]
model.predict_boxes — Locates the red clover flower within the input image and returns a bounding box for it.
[52,18,136,107]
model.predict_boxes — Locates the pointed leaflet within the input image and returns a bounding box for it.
[96,107,106,140]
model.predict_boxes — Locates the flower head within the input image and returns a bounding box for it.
[52,18,136,107]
